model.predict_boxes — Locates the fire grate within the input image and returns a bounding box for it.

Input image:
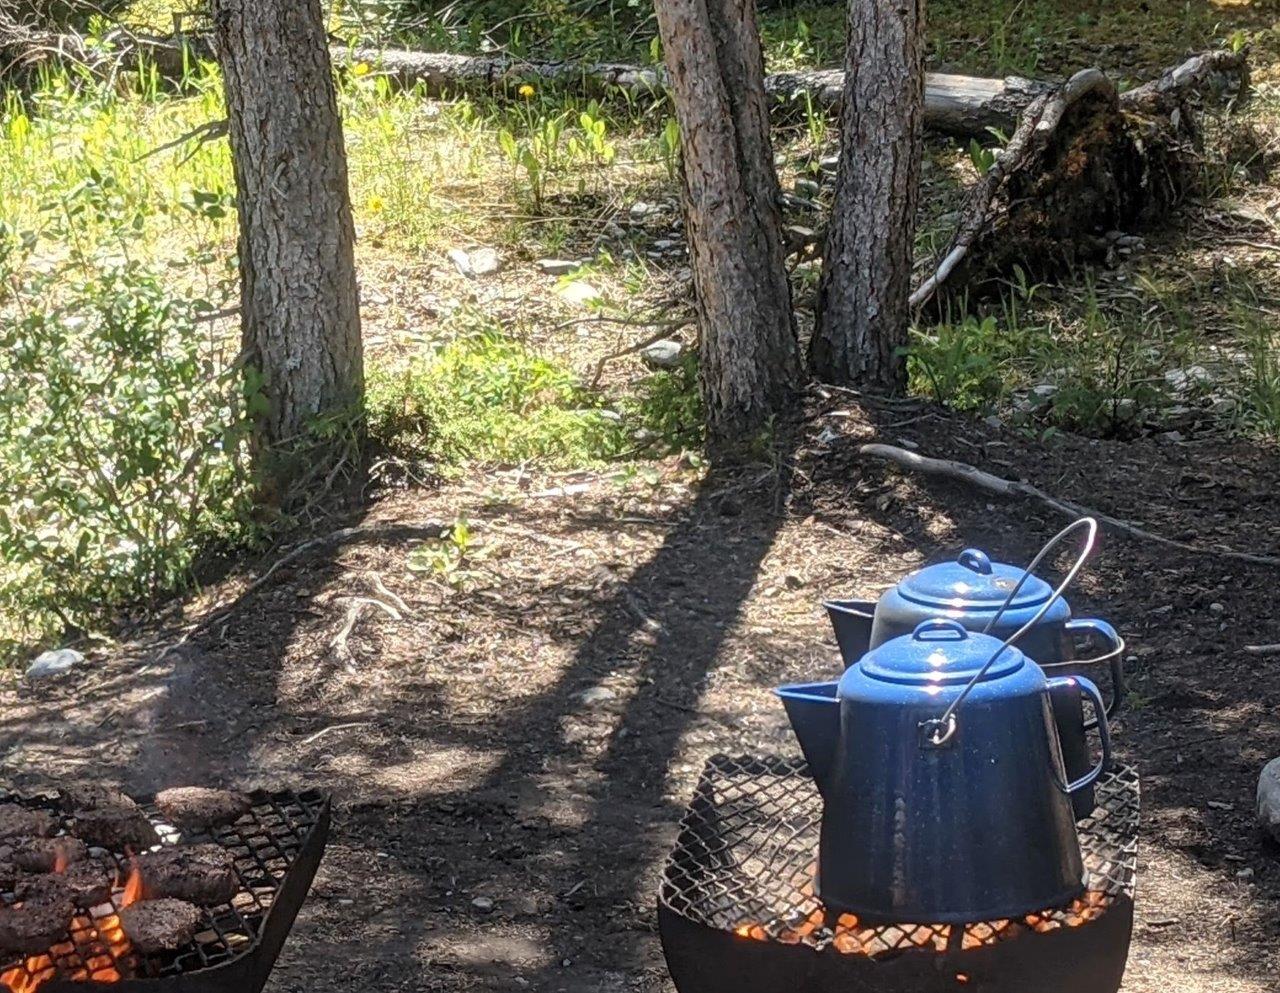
[0,788,329,993]
[660,755,1138,956]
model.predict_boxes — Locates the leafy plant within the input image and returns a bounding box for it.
[0,173,251,656]
[906,315,1008,410]
[366,319,628,466]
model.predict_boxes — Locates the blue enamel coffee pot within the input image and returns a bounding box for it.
[823,544,1123,819]
[776,618,1112,924]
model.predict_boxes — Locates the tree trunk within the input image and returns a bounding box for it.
[811,0,925,390]
[212,0,362,499]
[654,0,800,450]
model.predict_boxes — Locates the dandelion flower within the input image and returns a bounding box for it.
[518,83,535,99]
[352,62,372,77]
[367,195,386,213]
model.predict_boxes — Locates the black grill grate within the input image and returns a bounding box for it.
[659,756,1139,957]
[0,789,327,987]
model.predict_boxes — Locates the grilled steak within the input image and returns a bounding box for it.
[11,836,88,873]
[72,806,159,852]
[0,885,73,953]
[0,805,56,839]
[138,844,238,906]
[15,860,114,908]
[57,786,137,814]
[155,788,251,830]
[119,898,203,954]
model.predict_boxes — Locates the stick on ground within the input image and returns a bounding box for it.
[859,443,1280,568]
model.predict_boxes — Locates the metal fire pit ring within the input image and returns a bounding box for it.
[658,755,1138,993]
[0,787,330,993]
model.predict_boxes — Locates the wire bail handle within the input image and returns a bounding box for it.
[919,517,1100,748]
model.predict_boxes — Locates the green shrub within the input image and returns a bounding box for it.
[0,172,251,656]
[366,322,629,466]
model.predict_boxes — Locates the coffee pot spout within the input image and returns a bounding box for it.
[822,600,876,668]
[774,682,840,795]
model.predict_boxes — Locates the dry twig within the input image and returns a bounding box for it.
[860,443,1280,568]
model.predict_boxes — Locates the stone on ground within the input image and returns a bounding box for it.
[1259,757,1280,843]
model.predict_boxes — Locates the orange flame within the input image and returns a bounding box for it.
[0,862,145,991]
[119,860,144,908]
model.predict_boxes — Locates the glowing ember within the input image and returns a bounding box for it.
[0,862,146,991]
[0,957,55,993]
[728,873,1114,956]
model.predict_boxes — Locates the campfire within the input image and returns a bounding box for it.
[0,788,328,993]
[659,755,1139,993]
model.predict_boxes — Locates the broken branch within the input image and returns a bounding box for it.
[859,443,1280,569]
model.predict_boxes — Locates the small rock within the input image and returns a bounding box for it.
[536,258,580,276]
[26,648,85,680]
[1209,602,1225,615]
[819,155,840,174]
[640,339,684,370]
[1113,398,1138,421]
[1157,430,1184,444]
[557,281,602,306]
[1164,365,1213,398]
[794,178,821,198]
[1210,396,1236,417]
[1258,757,1280,843]
[1031,384,1058,401]
[983,414,1003,430]
[1236,867,1255,880]
[469,247,501,275]
[630,201,656,219]
[1207,800,1234,810]
[471,896,495,913]
[577,686,617,706]
[446,247,473,277]
[448,247,501,277]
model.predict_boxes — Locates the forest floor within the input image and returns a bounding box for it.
[1,395,1279,992]
[1,1,1279,992]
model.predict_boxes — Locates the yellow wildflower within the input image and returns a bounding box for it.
[367,195,386,214]
[518,84,535,99]
[352,62,372,77]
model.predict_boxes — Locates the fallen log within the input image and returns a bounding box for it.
[3,27,1050,141]
[340,46,1051,139]
[910,49,1249,309]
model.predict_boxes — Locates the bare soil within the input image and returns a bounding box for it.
[1,397,1278,992]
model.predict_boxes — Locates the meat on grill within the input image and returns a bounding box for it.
[119,898,203,954]
[10,836,89,873]
[155,787,252,830]
[72,805,160,852]
[0,805,57,839]
[15,860,114,908]
[0,884,73,953]
[138,844,239,906]
[56,786,138,815]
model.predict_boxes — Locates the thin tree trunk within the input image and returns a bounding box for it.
[811,0,925,390]
[212,0,362,500]
[654,0,800,450]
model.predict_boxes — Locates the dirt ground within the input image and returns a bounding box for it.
[1,395,1278,992]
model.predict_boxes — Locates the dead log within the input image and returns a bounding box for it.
[910,50,1249,310]
[2,25,1049,141]
[340,46,1050,140]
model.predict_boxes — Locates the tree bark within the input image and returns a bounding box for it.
[211,0,362,499]
[811,0,925,390]
[654,0,800,450]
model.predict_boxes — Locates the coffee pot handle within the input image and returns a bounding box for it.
[1047,675,1113,795]
[1063,617,1127,719]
